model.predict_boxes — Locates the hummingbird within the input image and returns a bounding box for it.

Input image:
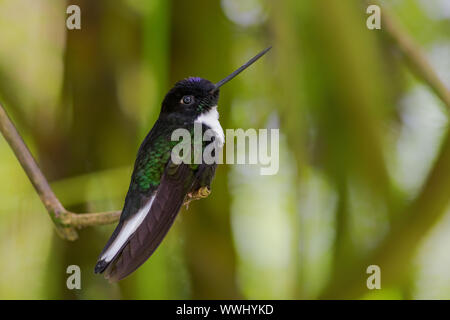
[94,47,271,281]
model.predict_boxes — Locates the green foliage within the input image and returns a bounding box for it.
[0,0,449,299]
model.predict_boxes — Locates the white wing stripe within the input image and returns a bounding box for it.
[101,194,156,262]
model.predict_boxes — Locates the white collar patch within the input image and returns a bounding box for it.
[195,106,225,147]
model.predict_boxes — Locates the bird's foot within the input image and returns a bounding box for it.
[184,186,211,209]
[197,186,211,198]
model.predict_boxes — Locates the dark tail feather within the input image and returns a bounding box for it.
[94,260,110,274]
[94,220,124,274]
[99,163,194,282]
[103,189,187,280]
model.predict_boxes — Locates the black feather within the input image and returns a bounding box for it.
[102,162,195,281]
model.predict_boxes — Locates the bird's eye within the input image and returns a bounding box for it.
[181,95,194,105]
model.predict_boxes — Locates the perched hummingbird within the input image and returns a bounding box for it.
[95,47,271,281]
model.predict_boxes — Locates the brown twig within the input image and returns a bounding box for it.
[64,210,121,228]
[380,3,450,110]
[0,103,77,240]
[0,103,123,239]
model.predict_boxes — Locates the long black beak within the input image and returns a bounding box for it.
[211,46,272,93]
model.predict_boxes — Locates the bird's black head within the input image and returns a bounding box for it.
[160,46,272,119]
[161,77,219,118]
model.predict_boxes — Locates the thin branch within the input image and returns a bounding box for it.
[379,1,450,110]
[0,103,124,239]
[0,103,78,240]
[63,210,121,228]
[320,3,450,298]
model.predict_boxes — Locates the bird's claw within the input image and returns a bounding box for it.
[197,186,211,198]
[184,186,211,209]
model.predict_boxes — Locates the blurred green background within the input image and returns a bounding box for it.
[0,0,449,299]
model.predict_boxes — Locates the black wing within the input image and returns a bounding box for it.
[94,121,162,274]
[95,161,196,282]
